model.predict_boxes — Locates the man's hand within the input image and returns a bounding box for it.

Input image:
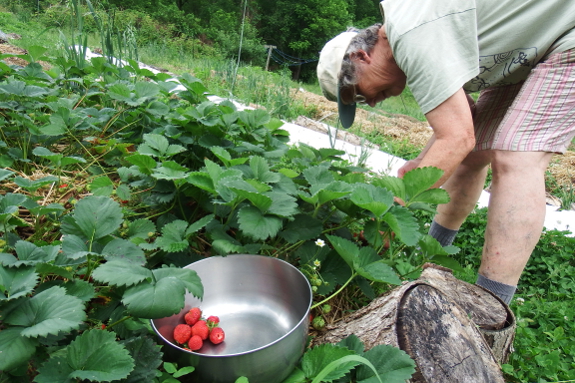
[398,158,421,178]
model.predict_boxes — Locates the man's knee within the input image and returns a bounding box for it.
[491,151,553,177]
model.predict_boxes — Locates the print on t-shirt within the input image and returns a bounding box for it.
[466,47,538,91]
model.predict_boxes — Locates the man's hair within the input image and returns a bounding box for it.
[340,24,382,89]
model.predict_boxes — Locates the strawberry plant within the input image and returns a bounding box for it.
[283,335,416,383]
[0,43,460,382]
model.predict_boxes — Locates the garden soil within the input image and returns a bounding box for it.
[1,43,573,191]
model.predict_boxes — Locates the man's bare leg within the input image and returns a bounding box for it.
[434,149,492,230]
[479,150,553,285]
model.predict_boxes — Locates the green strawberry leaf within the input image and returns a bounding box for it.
[303,165,335,192]
[92,259,154,287]
[428,255,464,272]
[403,167,443,200]
[230,185,273,212]
[237,206,283,241]
[302,344,357,382]
[418,235,452,258]
[153,266,203,299]
[0,265,39,301]
[249,156,280,183]
[16,241,59,263]
[4,286,86,337]
[122,277,186,318]
[127,218,156,239]
[58,279,96,301]
[382,206,421,247]
[353,248,401,285]
[140,134,169,156]
[211,239,244,255]
[279,214,323,243]
[337,334,365,355]
[154,220,189,253]
[120,336,163,383]
[211,146,248,167]
[312,354,382,383]
[355,260,402,285]
[0,168,15,181]
[355,344,416,383]
[266,191,298,217]
[89,176,114,196]
[0,252,18,266]
[34,355,74,383]
[281,367,307,383]
[351,184,394,219]
[101,238,146,265]
[35,263,74,280]
[68,196,123,240]
[152,161,189,180]
[35,329,135,383]
[409,188,450,205]
[0,327,39,371]
[126,154,157,175]
[325,235,359,270]
[373,176,406,201]
[186,171,216,194]
[61,234,95,260]
[185,214,215,236]
[238,109,271,129]
[317,181,352,205]
[14,176,59,192]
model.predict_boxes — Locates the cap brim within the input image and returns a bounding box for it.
[337,91,357,129]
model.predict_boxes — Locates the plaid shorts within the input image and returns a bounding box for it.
[473,48,575,153]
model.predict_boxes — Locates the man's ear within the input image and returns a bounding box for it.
[350,49,371,64]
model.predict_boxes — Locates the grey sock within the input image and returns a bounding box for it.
[476,274,517,305]
[428,220,458,247]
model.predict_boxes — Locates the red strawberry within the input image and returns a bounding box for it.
[209,327,225,345]
[173,324,192,344]
[187,335,203,351]
[191,320,209,340]
[206,315,220,327]
[185,307,202,326]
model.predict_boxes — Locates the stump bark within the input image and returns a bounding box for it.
[312,264,516,382]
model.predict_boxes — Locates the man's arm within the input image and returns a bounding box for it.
[398,88,475,187]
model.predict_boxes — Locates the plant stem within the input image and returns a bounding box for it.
[311,272,357,310]
[107,315,132,329]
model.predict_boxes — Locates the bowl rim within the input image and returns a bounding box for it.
[151,254,313,358]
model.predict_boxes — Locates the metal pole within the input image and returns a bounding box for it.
[264,45,276,71]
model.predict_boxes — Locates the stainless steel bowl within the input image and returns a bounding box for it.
[151,254,312,383]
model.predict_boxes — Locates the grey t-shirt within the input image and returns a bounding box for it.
[379,0,575,114]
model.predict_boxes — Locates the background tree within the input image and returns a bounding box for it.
[256,0,352,81]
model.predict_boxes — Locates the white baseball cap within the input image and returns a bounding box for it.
[317,31,358,129]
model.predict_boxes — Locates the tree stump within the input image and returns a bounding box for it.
[312,264,516,382]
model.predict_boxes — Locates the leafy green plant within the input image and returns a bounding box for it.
[0,195,203,382]
[3,24,573,380]
[0,50,453,381]
[281,335,416,383]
